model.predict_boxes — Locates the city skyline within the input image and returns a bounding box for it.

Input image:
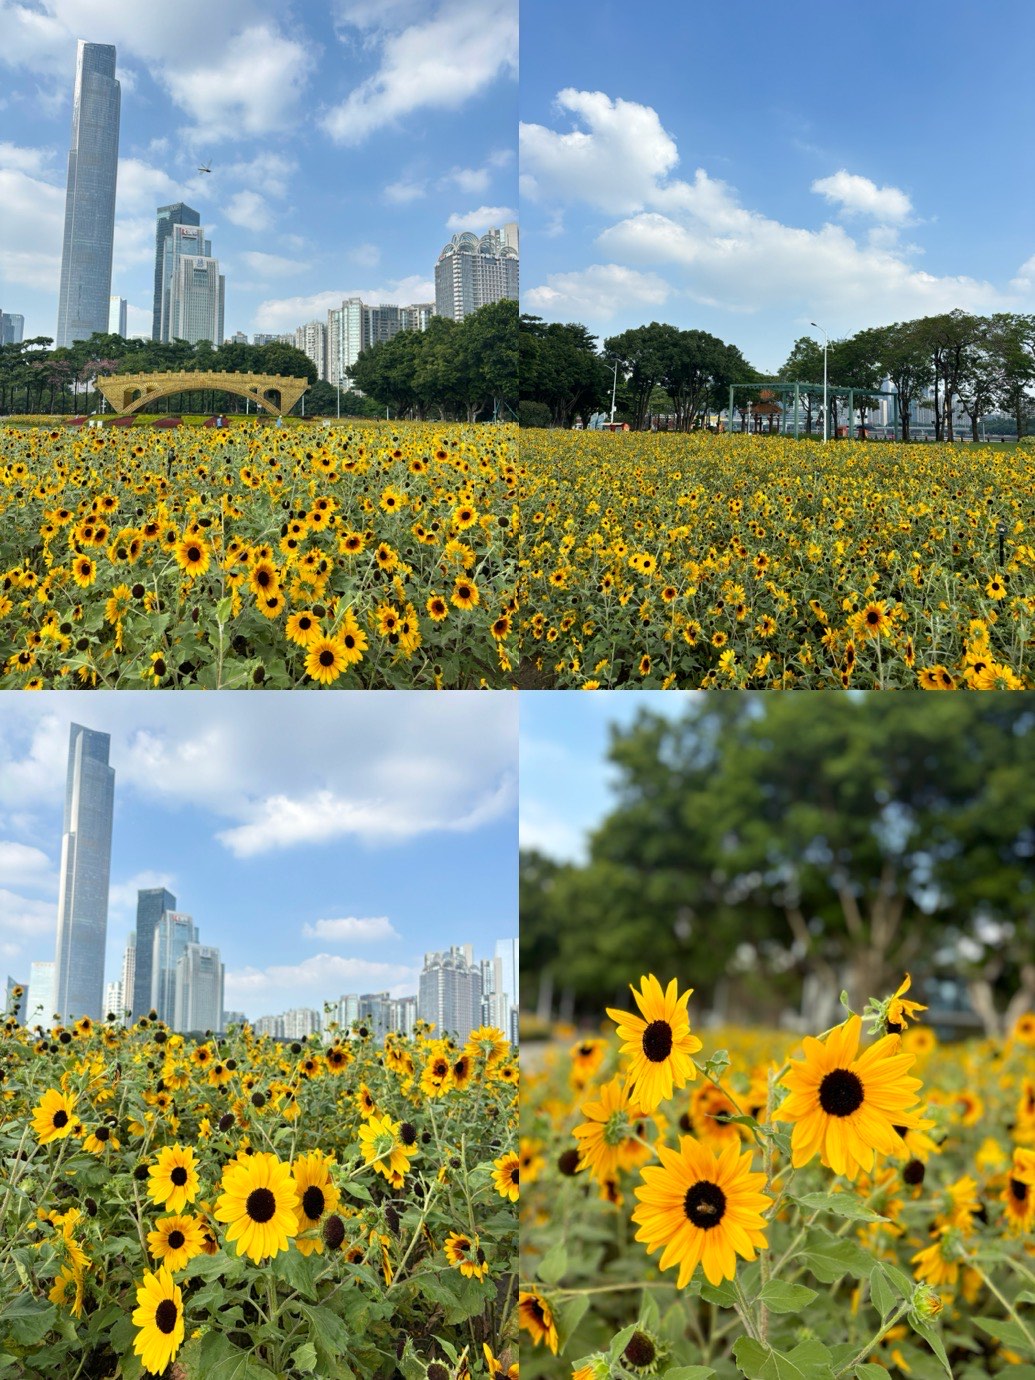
[1,1,517,342]
[0,694,518,1021]
[521,0,1035,373]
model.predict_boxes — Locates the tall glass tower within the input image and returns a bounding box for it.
[153,204,200,340]
[132,886,177,1020]
[54,725,115,1022]
[56,41,120,348]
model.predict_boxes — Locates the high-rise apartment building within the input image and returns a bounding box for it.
[495,937,518,1010]
[434,227,519,323]
[151,912,198,1025]
[133,887,176,1020]
[153,204,200,340]
[26,961,55,1028]
[54,724,115,1022]
[293,320,327,381]
[56,42,120,348]
[174,943,224,1033]
[119,932,135,1020]
[104,979,123,1020]
[108,296,127,336]
[326,297,368,387]
[169,253,225,346]
[418,945,482,1042]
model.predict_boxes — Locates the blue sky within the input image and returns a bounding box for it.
[520,691,689,864]
[0,694,518,1019]
[0,0,517,342]
[520,0,1035,373]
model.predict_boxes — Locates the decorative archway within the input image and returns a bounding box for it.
[96,371,309,417]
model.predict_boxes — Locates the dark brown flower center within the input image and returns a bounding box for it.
[155,1299,179,1334]
[170,1166,188,1186]
[167,1230,185,1250]
[818,1068,864,1117]
[641,1019,673,1063]
[302,1185,326,1219]
[684,1179,726,1229]
[624,1331,657,1368]
[246,1187,277,1223]
[1011,1178,1028,1202]
[52,1110,69,1129]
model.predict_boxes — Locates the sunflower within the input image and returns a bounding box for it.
[146,1214,207,1272]
[1003,1148,1035,1233]
[70,555,96,588]
[30,1088,78,1146]
[427,594,449,621]
[305,635,350,686]
[132,1266,185,1375]
[147,1144,200,1213]
[572,1075,644,1183]
[292,1150,341,1256]
[285,610,322,648]
[885,973,927,1033]
[774,1014,924,1177]
[451,577,480,610]
[444,1230,490,1280]
[214,1150,299,1262]
[174,535,210,578]
[631,1135,770,1287]
[358,1113,418,1186]
[492,1150,519,1202]
[518,1289,559,1353]
[83,1123,121,1155]
[606,975,703,1113]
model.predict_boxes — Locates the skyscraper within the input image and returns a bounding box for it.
[0,312,25,345]
[418,946,482,1041]
[54,724,115,1022]
[26,961,55,1028]
[174,943,224,1033]
[152,204,200,340]
[56,42,120,348]
[159,221,225,346]
[108,295,127,336]
[151,911,197,1026]
[133,887,177,1020]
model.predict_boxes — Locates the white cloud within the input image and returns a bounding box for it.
[812,169,913,223]
[1011,255,1035,293]
[521,88,680,214]
[240,250,309,278]
[0,141,55,175]
[524,263,670,320]
[223,154,295,200]
[383,177,426,204]
[0,887,54,941]
[115,157,184,215]
[125,302,151,337]
[350,242,381,269]
[323,0,517,146]
[217,768,515,857]
[225,954,418,1004]
[301,916,399,943]
[446,205,516,232]
[226,190,272,231]
[0,842,54,889]
[522,88,1028,349]
[113,215,158,276]
[0,164,64,294]
[443,165,490,196]
[253,275,435,330]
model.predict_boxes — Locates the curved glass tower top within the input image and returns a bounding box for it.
[56,41,121,348]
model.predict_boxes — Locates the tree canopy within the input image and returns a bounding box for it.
[521,696,1035,1035]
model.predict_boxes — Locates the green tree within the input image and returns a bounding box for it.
[522,697,1035,1033]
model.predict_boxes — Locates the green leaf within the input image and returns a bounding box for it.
[796,1192,889,1223]
[699,1277,738,1308]
[662,1369,716,1380]
[800,1233,875,1284]
[196,1331,278,1380]
[557,1295,591,1350]
[869,1266,898,1321]
[608,1325,640,1362]
[272,1247,318,1301]
[641,1288,662,1332]
[757,1280,818,1313]
[911,1321,954,1377]
[302,1303,350,1355]
[537,1238,568,1285]
[854,1365,890,1380]
[0,1294,56,1347]
[291,1341,318,1374]
[733,1337,836,1380]
[972,1316,1035,1355]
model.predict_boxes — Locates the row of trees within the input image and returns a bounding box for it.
[0,299,518,422]
[519,310,1035,438]
[522,696,1035,1037]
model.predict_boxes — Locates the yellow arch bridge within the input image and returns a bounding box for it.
[96,371,309,417]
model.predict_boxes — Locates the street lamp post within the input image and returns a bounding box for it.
[810,322,829,442]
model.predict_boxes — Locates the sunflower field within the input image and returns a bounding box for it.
[0,421,518,689]
[520,976,1035,1380]
[518,432,1035,688]
[0,998,518,1379]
